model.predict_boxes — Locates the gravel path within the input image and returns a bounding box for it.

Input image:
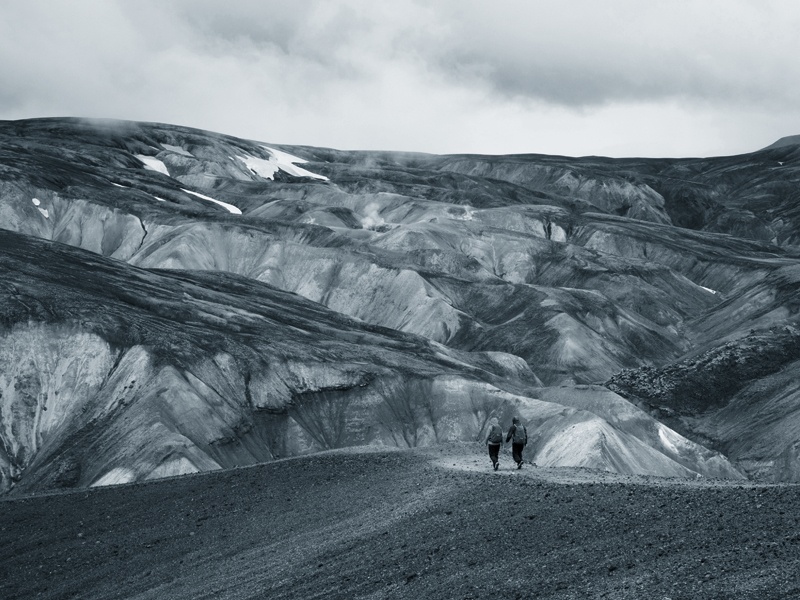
[2,443,799,599]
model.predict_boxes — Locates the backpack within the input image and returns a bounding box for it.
[488,424,503,444]
[512,424,527,444]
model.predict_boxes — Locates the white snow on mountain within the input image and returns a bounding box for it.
[161,144,193,157]
[236,146,328,181]
[135,155,170,176]
[263,146,329,181]
[238,154,280,179]
[180,188,242,215]
[31,198,48,218]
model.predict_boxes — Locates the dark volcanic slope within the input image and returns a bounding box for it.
[1,447,798,600]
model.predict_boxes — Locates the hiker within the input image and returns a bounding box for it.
[485,417,503,471]
[506,416,527,469]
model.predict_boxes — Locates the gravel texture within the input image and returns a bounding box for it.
[2,443,799,599]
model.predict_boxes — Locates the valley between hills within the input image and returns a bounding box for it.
[2,117,800,490]
[2,116,800,597]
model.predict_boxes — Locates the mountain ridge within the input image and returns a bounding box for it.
[761,134,800,151]
[2,117,800,489]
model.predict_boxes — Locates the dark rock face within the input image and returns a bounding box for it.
[608,327,800,415]
[608,326,800,481]
[1,117,799,489]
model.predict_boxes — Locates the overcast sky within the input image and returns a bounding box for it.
[1,0,799,157]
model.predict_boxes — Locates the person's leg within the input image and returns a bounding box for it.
[512,443,523,467]
[488,444,500,470]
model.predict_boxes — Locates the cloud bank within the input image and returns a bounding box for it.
[1,0,799,156]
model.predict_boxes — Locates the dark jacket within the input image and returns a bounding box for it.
[506,423,527,445]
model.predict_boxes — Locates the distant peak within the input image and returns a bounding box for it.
[761,134,800,151]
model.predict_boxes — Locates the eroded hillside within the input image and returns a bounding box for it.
[0,230,739,492]
[1,117,799,488]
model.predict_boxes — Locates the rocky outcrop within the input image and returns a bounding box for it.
[606,327,800,480]
[0,325,119,487]
[696,360,800,481]
[607,327,800,413]
[0,183,148,259]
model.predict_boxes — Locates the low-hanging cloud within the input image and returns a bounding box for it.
[425,0,800,108]
[159,0,800,108]
[1,0,799,156]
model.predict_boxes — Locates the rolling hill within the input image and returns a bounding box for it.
[2,117,800,489]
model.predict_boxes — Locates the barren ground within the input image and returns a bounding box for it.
[2,443,799,599]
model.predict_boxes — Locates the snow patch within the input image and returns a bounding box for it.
[136,155,170,176]
[161,143,193,157]
[236,149,328,181]
[264,146,308,165]
[263,145,328,181]
[152,195,167,202]
[180,188,242,215]
[239,154,280,179]
[91,467,136,487]
[111,182,127,188]
[32,198,49,217]
[700,285,718,295]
